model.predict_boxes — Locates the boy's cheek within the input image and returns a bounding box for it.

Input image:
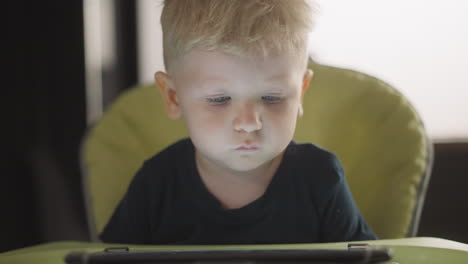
[264,100,298,118]
[184,109,227,131]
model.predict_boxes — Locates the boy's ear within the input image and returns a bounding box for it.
[298,69,313,118]
[155,71,182,120]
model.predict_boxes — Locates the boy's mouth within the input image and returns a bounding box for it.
[235,145,259,151]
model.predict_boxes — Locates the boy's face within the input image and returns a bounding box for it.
[156,50,312,173]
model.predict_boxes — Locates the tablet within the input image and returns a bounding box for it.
[65,244,393,264]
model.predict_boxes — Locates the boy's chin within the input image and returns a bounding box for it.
[222,158,272,173]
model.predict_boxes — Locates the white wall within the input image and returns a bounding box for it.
[137,0,468,141]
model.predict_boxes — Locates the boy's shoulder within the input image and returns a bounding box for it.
[285,141,345,188]
[137,138,193,179]
[145,138,192,164]
[287,141,342,170]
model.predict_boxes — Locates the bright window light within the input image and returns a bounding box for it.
[309,0,468,141]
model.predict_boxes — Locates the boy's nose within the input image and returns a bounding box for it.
[233,102,262,133]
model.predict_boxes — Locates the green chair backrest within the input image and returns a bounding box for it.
[83,63,432,241]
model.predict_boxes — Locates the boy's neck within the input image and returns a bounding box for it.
[195,150,284,209]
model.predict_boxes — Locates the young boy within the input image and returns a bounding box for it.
[100,0,377,244]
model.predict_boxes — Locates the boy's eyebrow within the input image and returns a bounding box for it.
[197,78,229,93]
[201,77,229,84]
[265,74,292,83]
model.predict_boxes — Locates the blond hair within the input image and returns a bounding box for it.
[160,0,315,72]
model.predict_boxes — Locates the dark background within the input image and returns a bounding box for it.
[3,0,468,253]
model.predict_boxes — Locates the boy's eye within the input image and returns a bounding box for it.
[262,95,282,103]
[207,96,231,105]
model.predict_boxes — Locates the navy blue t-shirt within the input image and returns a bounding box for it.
[100,138,377,244]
